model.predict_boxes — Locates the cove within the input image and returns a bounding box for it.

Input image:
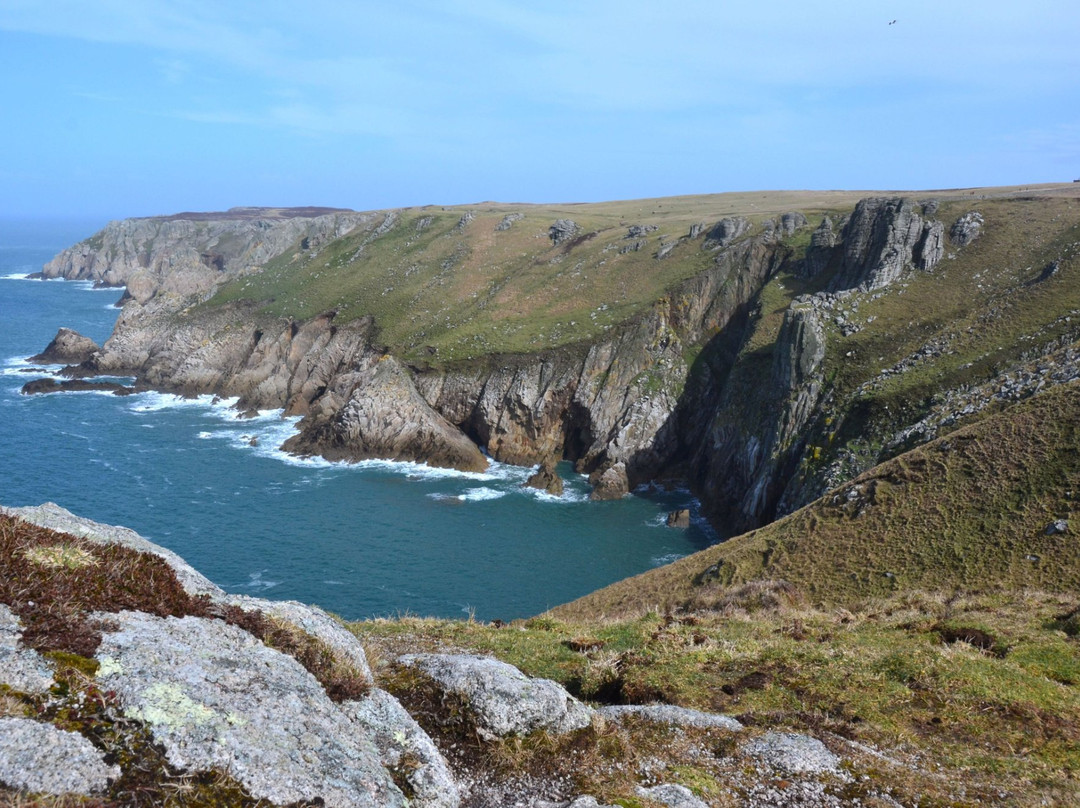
[0,219,716,620]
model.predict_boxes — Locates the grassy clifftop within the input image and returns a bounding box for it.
[205,185,1072,365]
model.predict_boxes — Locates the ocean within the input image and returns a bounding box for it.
[0,219,716,621]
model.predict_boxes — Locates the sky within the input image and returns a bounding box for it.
[1,0,1078,219]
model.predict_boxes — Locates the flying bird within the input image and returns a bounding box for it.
[889,19,897,25]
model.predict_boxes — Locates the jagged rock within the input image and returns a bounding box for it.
[454,212,475,232]
[29,328,100,364]
[801,216,837,277]
[950,211,984,246]
[666,509,691,528]
[0,717,120,795]
[1046,519,1069,535]
[703,216,750,249]
[525,459,564,496]
[829,198,942,291]
[626,224,659,238]
[0,604,54,693]
[619,239,647,254]
[688,222,706,239]
[656,243,675,260]
[495,213,524,231]
[549,219,580,246]
[344,689,460,808]
[598,704,742,732]
[921,199,940,217]
[636,784,710,808]
[776,212,808,236]
[742,731,840,775]
[589,462,630,500]
[94,611,405,808]
[397,653,593,739]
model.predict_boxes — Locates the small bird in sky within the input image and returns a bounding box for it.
[889,19,897,25]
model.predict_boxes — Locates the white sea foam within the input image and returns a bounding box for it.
[458,487,506,502]
[129,391,219,412]
[197,431,213,439]
[651,553,686,567]
[245,571,280,590]
[1,272,31,280]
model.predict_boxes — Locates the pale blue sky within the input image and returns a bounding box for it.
[1,1,1078,218]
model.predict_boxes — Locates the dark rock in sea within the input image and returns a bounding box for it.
[29,328,100,365]
[666,509,691,528]
[590,462,630,501]
[524,459,564,496]
[21,378,134,396]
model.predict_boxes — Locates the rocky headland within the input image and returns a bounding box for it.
[23,186,1080,533]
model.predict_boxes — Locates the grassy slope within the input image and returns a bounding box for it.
[205,185,1073,365]
[551,380,1080,621]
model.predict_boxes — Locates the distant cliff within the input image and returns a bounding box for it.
[27,187,1080,529]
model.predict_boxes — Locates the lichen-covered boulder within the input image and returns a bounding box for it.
[398,653,593,738]
[94,611,404,808]
[0,604,53,694]
[0,717,119,795]
[598,704,742,732]
[742,731,841,775]
[344,688,460,808]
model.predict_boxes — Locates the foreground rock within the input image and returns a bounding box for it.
[525,458,564,496]
[0,605,54,694]
[0,717,119,796]
[29,328,100,364]
[94,611,403,807]
[398,653,594,739]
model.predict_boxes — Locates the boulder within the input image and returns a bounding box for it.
[801,215,838,278]
[1046,519,1069,535]
[29,328,100,364]
[0,604,54,694]
[666,509,691,528]
[344,689,460,808]
[0,717,119,796]
[525,459,564,496]
[950,211,984,246]
[94,611,404,808]
[495,213,524,231]
[829,198,943,291]
[703,216,750,249]
[549,219,580,246]
[636,784,710,808]
[397,653,593,739]
[741,731,840,775]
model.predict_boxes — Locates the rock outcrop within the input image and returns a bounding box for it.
[29,328,100,364]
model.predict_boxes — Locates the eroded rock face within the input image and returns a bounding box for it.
[703,216,750,249]
[94,611,405,808]
[549,219,580,246]
[29,328,100,365]
[0,717,119,796]
[950,211,984,246]
[829,197,943,291]
[398,653,594,739]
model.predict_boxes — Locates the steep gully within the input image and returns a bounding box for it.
[30,199,946,534]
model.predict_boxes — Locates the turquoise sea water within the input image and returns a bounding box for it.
[0,220,716,621]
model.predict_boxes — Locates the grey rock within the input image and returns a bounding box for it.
[454,212,475,232]
[921,199,940,217]
[398,653,593,738]
[222,595,374,685]
[703,216,750,249]
[0,604,54,694]
[950,211,984,246]
[495,213,524,231]
[779,211,809,236]
[567,798,617,808]
[688,222,706,239]
[1046,519,1069,535]
[29,327,100,365]
[598,704,742,732]
[3,502,224,598]
[344,689,460,808]
[742,731,840,775]
[0,716,119,795]
[619,239,647,254]
[829,198,942,292]
[549,219,580,246]
[627,224,659,239]
[801,216,837,278]
[636,783,710,808]
[94,611,404,808]
[656,243,676,260]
